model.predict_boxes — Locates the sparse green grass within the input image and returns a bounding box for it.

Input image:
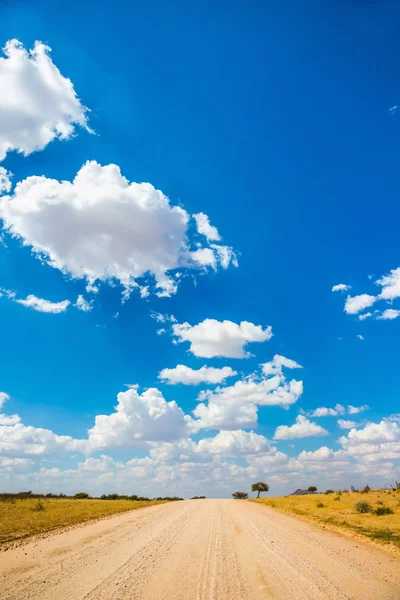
[0,498,167,544]
[252,490,400,548]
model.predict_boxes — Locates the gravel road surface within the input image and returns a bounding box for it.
[1,499,399,599]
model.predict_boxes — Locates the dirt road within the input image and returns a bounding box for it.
[1,499,399,599]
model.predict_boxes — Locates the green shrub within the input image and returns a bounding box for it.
[325,489,335,494]
[373,506,394,516]
[354,501,372,514]
[316,502,325,508]
[334,495,341,501]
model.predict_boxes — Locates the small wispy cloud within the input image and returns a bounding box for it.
[332,283,351,293]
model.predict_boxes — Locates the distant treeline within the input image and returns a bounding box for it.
[0,490,184,502]
[190,496,206,499]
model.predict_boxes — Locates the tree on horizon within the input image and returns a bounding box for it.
[251,482,269,498]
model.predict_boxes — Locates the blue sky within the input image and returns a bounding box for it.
[0,0,399,497]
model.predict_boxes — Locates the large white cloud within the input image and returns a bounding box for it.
[0,413,21,425]
[197,376,303,410]
[86,386,189,452]
[0,39,90,162]
[273,415,329,440]
[340,419,400,446]
[0,385,190,458]
[172,318,272,358]
[0,457,34,473]
[296,446,335,462]
[191,397,259,431]
[149,439,205,464]
[338,418,400,465]
[0,161,236,297]
[159,364,237,386]
[190,357,303,431]
[197,430,269,457]
[0,421,83,457]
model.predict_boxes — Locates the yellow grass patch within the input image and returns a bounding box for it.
[0,498,167,544]
[252,490,400,548]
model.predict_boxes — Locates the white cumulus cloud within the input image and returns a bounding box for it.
[273,415,329,440]
[0,39,90,162]
[172,318,272,358]
[86,386,189,452]
[297,446,335,462]
[197,430,270,457]
[159,364,237,386]
[340,419,400,446]
[377,267,400,301]
[344,294,376,315]
[0,421,83,458]
[310,404,345,417]
[377,308,400,320]
[191,358,303,431]
[0,161,236,298]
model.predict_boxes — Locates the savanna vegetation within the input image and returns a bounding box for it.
[0,490,182,545]
[232,491,248,499]
[253,486,400,549]
[232,481,269,500]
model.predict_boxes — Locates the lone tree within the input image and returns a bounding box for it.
[252,482,269,498]
[308,486,317,494]
[232,491,248,499]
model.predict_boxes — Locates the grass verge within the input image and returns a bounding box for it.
[0,498,167,545]
[252,490,400,549]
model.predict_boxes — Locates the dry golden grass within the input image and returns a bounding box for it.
[0,498,167,544]
[252,489,400,548]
